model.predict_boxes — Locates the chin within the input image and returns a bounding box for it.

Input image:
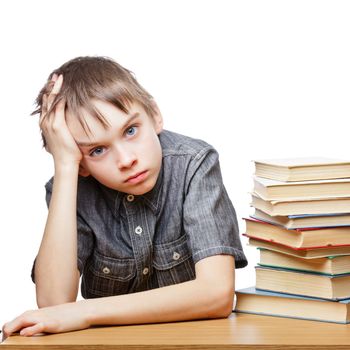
[130,176,157,195]
[131,183,154,195]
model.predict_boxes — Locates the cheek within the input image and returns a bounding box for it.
[82,157,109,176]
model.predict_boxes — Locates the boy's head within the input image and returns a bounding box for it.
[33,56,164,195]
[33,56,158,147]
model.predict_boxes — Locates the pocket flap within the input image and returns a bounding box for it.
[153,235,191,270]
[90,251,136,281]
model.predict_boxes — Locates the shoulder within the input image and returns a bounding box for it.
[159,129,217,161]
[159,130,221,191]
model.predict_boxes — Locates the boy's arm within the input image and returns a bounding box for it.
[2,255,234,338]
[87,254,235,325]
[34,74,82,307]
[34,165,80,306]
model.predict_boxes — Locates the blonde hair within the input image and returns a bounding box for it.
[32,56,157,147]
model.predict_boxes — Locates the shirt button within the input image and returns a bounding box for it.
[126,194,135,202]
[142,267,149,275]
[135,226,143,235]
[173,252,181,260]
[102,267,110,274]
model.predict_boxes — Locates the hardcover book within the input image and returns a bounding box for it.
[244,218,350,248]
[254,157,350,182]
[253,176,350,201]
[247,237,350,259]
[235,287,350,324]
[258,248,350,275]
[251,209,350,229]
[250,193,350,216]
[255,266,350,300]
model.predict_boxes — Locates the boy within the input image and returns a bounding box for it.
[2,56,247,338]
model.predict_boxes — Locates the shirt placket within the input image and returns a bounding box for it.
[123,194,153,292]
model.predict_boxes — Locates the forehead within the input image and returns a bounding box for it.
[66,99,142,143]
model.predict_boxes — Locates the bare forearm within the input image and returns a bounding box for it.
[2,257,235,338]
[82,278,233,326]
[35,164,80,306]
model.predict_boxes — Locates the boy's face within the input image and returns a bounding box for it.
[66,100,163,195]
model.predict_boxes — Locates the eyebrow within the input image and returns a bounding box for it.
[76,112,140,147]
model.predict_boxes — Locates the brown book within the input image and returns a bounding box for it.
[235,287,350,324]
[258,248,350,275]
[254,157,350,182]
[251,209,350,229]
[244,218,350,248]
[251,193,350,216]
[247,237,350,259]
[253,176,350,201]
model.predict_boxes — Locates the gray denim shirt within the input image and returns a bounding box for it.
[32,129,247,298]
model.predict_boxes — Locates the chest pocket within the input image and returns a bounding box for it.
[153,234,195,287]
[82,250,136,298]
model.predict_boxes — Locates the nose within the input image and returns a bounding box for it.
[114,144,137,170]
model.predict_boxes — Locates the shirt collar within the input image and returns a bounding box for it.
[140,164,163,214]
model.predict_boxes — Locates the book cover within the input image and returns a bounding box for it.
[251,209,350,229]
[250,192,350,216]
[255,157,350,168]
[247,237,350,259]
[253,176,350,201]
[235,287,350,324]
[254,157,350,182]
[255,266,350,300]
[258,248,350,275]
[244,218,350,248]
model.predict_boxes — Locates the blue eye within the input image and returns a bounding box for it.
[126,126,137,136]
[90,147,105,157]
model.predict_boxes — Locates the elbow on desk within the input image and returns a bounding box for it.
[202,284,234,319]
[213,289,234,318]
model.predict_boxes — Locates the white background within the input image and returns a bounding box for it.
[1,0,350,328]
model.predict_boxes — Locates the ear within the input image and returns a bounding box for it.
[150,100,164,135]
[79,163,90,177]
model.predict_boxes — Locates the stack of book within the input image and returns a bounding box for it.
[235,157,350,324]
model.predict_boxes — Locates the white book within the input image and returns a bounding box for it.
[254,157,350,182]
[253,176,350,201]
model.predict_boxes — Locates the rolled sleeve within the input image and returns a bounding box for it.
[183,148,248,268]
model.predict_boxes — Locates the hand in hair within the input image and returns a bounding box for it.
[39,74,83,167]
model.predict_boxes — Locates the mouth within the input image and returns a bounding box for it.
[125,170,149,184]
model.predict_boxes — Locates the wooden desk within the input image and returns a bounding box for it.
[2,312,350,349]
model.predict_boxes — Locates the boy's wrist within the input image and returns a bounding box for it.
[54,161,80,175]
[54,160,80,171]
[79,298,102,327]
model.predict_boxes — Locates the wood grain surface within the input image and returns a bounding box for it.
[2,313,350,349]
